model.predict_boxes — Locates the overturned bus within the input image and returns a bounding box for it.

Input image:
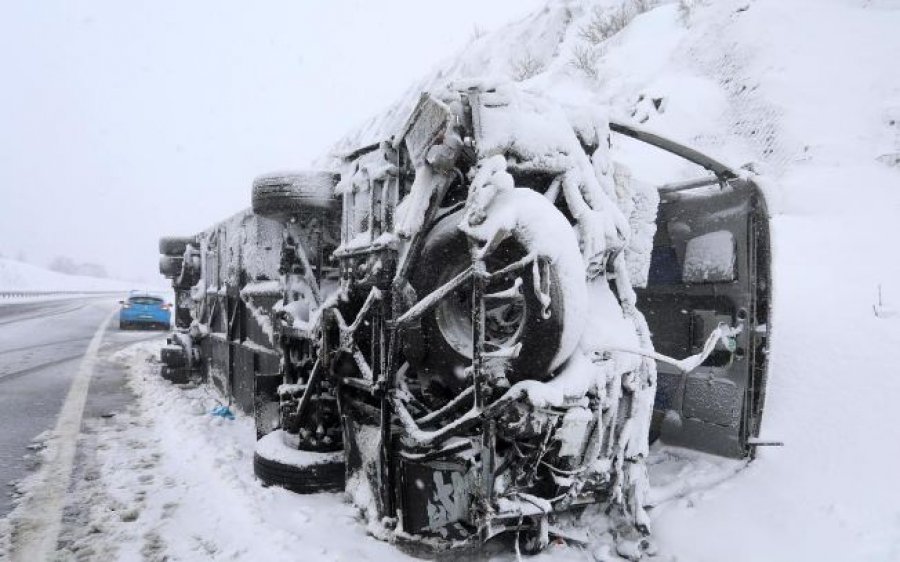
[158,81,770,557]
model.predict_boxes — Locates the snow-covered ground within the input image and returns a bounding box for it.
[0,339,745,561]
[3,340,406,561]
[0,257,143,296]
[3,0,900,560]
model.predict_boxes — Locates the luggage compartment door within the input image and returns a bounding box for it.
[637,180,771,458]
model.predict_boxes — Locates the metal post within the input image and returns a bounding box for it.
[379,301,396,520]
[472,262,485,410]
[472,260,495,506]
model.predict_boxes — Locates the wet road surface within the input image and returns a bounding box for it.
[0,297,166,517]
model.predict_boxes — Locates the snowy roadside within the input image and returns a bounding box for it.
[0,340,746,562]
[35,340,404,561]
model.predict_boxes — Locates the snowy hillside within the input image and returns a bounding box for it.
[333,0,900,559]
[0,257,141,294]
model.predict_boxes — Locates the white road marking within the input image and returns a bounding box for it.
[10,308,115,561]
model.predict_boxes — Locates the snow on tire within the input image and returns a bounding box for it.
[251,171,338,220]
[406,209,570,400]
[253,430,345,494]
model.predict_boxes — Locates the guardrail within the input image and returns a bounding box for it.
[0,290,124,300]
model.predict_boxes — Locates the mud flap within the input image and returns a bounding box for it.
[254,372,282,440]
[341,395,389,520]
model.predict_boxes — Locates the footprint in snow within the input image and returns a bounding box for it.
[161,502,179,520]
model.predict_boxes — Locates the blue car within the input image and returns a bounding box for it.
[119,292,171,330]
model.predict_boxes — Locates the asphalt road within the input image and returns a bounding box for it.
[0,297,165,517]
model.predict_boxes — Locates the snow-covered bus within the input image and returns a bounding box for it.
[158,81,770,557]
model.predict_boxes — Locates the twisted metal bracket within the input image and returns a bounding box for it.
[332,286,383,383]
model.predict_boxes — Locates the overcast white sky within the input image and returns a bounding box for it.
[0,0,544,283]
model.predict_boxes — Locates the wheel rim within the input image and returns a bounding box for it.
[433,250,527,359]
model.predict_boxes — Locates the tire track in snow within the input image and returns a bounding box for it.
[7,309,115,561]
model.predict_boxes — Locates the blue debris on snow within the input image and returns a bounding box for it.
[210,405,235,420]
